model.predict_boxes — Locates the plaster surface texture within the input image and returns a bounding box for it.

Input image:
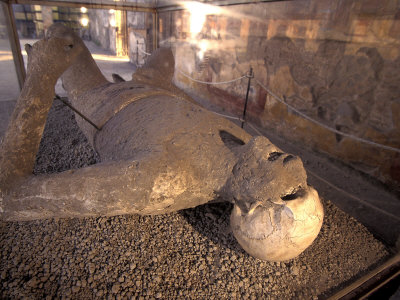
[0,24,323,261]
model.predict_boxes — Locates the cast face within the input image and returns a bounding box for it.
[226,136,323,261]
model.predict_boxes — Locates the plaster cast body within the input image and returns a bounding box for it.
[0,25,323,261]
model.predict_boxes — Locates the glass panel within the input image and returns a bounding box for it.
[39,0,157,7]
[12,4,155,97]
[126,10,154,66]
[0,4,20,141]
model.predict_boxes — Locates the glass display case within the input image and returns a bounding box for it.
[0,1,399,298]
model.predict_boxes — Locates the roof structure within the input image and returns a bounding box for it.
[1,0,287,12]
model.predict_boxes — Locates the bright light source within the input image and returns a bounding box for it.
[109,9,115,14]
[182,1,222,35]
[198,40,208,60]
[110,18,116,27]
[183,2,222,17]
[80,17,89,27]
[80,7,87,13]
[189,9,206,34]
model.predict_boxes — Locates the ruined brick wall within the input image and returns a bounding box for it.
[159,0,400,189]
[88,10,113,52]
[126,12,154,65]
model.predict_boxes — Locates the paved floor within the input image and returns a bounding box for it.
[0,39,20,102]
[0,39,20,140]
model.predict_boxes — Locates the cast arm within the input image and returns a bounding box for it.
[0,159,151,221]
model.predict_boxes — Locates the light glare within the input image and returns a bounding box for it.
[80,17,89,27]
[182,1,222,35]
[198,40,208,60]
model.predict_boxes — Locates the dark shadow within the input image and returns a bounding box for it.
[112,73,126,83]
[177,132,245,253]
[219,130,245,152]
[335,125,343,143]
[178,202,246,255]
[34,101,100,175]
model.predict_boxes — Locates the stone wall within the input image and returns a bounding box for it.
[127,12,154,66]
[89,9,114,52]
[88,9,153,64]
[158,0,400,190]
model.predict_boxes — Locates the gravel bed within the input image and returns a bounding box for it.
[0,101,390,299]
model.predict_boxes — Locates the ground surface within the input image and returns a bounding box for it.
[0,101,391,299]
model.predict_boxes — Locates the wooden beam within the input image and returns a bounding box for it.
[9,0,156,13]
[153,10,158,51]
[156,0,290,12]
[1,1,26,89]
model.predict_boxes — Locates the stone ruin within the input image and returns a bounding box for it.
[0,24,323,262]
